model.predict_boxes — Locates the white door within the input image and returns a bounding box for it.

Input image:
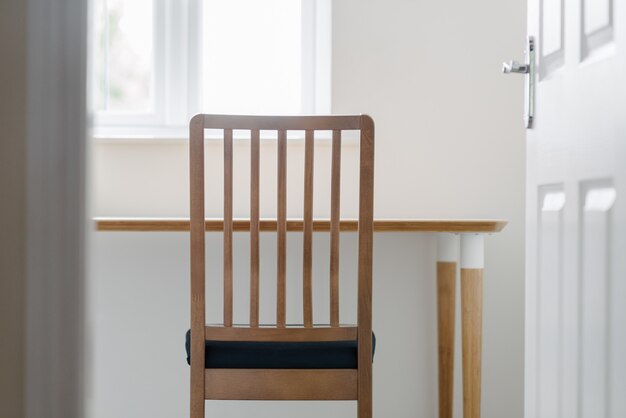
[521,0,626,417]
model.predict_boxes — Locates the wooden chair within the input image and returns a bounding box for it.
[187,114,375,418]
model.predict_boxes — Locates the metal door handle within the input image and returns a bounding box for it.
[502,36,535,129]
[502,60,529,74]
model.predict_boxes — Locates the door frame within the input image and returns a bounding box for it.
[25,0,88,416]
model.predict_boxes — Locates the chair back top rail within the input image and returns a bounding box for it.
[196,114,362,130]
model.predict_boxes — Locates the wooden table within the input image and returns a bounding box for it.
[96,217,506,418]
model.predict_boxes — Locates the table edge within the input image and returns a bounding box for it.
[94,218,507,233]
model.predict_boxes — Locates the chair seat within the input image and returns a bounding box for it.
[185,330,375,369]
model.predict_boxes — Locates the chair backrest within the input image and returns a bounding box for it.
[189,114,374,341]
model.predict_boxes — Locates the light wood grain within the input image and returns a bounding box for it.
[205,369,357,400]
[277,130,287,328]
[96,218,508,233]
[330,129,342,327]
[357,115,375,418]
[205,325,357,342]
[188,115,205,418]
[461,268,483,418]
[303,129,314,328]
[437,262,457,418]
[250,129,260,327]
[223,128,233,327]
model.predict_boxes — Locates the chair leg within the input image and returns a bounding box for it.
[190,363,204,418]
[357,366,372,418]
[358,397,372,418]
[190,390,204,418]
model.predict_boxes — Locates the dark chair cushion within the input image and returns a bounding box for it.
[185,329,375,369]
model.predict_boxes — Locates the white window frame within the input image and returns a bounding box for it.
[93,0,331,140]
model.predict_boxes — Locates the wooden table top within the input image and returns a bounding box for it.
[95,218,507,233]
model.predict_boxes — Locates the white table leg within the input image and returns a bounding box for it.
[460,234,485,418]
[436,234,459,418]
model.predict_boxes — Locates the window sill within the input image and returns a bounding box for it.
[92,126,361,144]
[92,126,189,141]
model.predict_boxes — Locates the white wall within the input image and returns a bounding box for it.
[331,2,526,417]
[89,0,526,417]
[90,231,439,418]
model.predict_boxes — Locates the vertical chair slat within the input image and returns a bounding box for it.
[223,129,233,327]
[189,115,206,417]
[357,115,375,417]
[330,130,342,327]
[250,129,260,327]
[277,130,287,327]
[303,130,314,327]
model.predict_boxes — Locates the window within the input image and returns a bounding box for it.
[92,0,331,138]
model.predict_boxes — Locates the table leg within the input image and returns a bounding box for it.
[436,234,459,418]
[460,234,484,418]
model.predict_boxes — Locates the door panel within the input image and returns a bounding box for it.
[580,182,615,418]
[542,0,564,55]
[540,0,565,75]
[537,187,565,418]
[525,0,624,416]
[584,0,611,35]
[582,0,614,56]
